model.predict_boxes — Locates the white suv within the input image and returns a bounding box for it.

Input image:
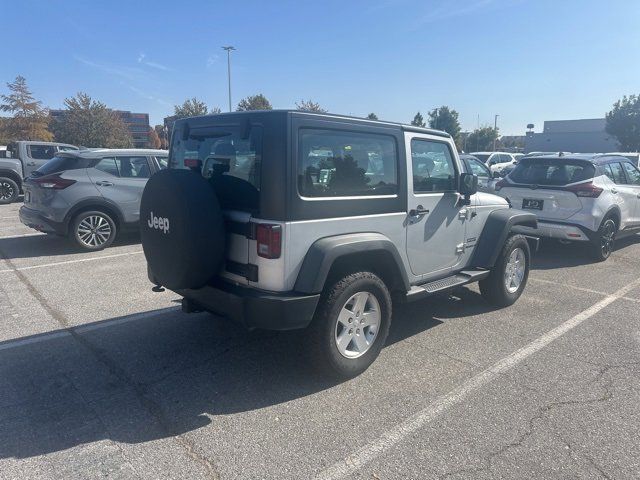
[469,151,517,175]
[495,153,640,260]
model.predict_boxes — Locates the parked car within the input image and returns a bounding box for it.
[19,149,168,250]
[513,153,525,161]
[494,153,640,261]
[600,152,640,167]
[0,141,78,204]
[139,110,537,378]
[460,153,499,193]
[469,151,517,174]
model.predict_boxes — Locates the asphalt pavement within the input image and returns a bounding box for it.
[1,200,639,479]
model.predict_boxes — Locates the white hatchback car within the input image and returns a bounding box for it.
[495,153,640,260]
[470,151,517,174]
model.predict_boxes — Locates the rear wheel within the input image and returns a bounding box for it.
[0,177,19,204]
[480,234,530,307]
[307,272,392,379]
[591,217,617,262]
[70,211,117,251]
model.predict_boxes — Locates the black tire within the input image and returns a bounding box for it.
[307,272,392,379]
[69,210,117,251]
[480,234,530,308]
[591,217,617,262]
[0,177,19,205]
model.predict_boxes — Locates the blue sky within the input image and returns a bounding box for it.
[3,0,640,135]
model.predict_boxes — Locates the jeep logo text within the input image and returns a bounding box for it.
[147,211,170,234]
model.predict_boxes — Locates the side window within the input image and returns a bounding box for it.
[57,145,78,152]
[95,158,119,176]
[411,139,456,193]
[469,159,490,178]
[155,156,168,170]
[622,162,640,186]
[501,154,513,164]
[28,144,57,160]
[116,156,150,178]
[609,163,627,185]
[298,129,398,197]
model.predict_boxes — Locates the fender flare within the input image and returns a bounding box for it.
[63,197,126,233]
[294,232,410,294]
[471,208,538,268]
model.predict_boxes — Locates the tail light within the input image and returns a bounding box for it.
[565,182,603,198]
[184,158,201,168]
[494,178,508,191]
[32,174,76,190]
[256,223,282,259]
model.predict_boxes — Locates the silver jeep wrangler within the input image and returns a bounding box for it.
[140,111,537,378]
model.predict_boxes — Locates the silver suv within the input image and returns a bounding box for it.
[140,111,538,378]
[19,149,168,250]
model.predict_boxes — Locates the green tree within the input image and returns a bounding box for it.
[411,111,425,127]
[366,113,378,120]
[50,92,133,148]
[428,106,461,141]
[466,126,499,152]
[296,99,326,112]
[606,95,640,151]
[236,93,272,111]
[173,98,215,118]
[154,124,169,149]
[0,75,53,141]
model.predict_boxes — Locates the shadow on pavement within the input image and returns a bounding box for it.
[0,288,493,460]
[0,232,141,260]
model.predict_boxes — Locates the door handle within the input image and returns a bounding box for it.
[95,181,114,187]
[611,188,618,194]
[409,205,430,216]
[26,162,36,166]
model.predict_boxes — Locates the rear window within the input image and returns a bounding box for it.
[170,125,263,211]
[472,153,490,163]
[28,144,57,160]
[509,158,595,186]
[32,156,93,177]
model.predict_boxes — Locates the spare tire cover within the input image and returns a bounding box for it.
[140,169,225,290]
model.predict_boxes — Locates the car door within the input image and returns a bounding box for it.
[87,156,152,224]
[23,143,58,177]
[604,162,636,227]
[621,161,640,225]
[405,134,467,279]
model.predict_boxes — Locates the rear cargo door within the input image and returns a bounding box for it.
[499,186,583,220]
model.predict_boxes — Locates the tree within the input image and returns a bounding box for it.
[466,126,499,152]
[50,92,132,148]
[148,127,161,149]
[295,99,326,112]
[236,93,272,111]
[411,111,425,127]
[606,95,640,151]
[0,75,53,141]
[428,106,461,141]
[174,98,210,118]
[154,124,169,149]
[366,113,378,120]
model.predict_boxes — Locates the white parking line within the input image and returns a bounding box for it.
[0,232,44,240]
[0,306,180,352]
[315,277,640,480]
[0,250,144,274]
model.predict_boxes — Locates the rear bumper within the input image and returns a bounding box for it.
[512,220,595,242]
[174,280,320,331]
[19,206,66,235]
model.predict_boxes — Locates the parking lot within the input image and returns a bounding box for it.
[0,200,639,479]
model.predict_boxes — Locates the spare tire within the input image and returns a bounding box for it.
[140,169,225,290]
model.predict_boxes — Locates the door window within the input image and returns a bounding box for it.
[411,139,456,193]
[468,158,490,178]
[155,156,168,170]
[28,144,57,160]
[117,156,151,178]
[607,163,627,184]
[94,158,119,176]
[622,162,640,185]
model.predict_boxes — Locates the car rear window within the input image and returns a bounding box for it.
[170,124,263,211]
[471,153,490,163]
[32,156,94,177]
[509,158,595,186]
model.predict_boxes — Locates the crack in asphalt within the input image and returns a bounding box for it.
[0,248,220,480]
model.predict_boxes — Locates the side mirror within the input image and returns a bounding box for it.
[459,173,478,205]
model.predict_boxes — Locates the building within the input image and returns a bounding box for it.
[50,109,151,148]
[524,118,619,154]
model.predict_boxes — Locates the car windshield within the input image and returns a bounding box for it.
[509,158,595,186]
[170,124,263,211]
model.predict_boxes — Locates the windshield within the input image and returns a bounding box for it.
[472,153,490,162]
[509,158,595,186]
[170,125,263,211]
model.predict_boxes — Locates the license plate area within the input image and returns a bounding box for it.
[522,198,543,210]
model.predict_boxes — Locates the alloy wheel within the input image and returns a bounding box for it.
[334,291,381,359]
[504,247,526,294]
[76,215,113,248]
[0,181,15,201]
[600,220,616,258]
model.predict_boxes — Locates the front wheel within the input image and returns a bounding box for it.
[307,272,392,379]
[69,211,117,251]
[0,177,19,204]
[480,234,530,307]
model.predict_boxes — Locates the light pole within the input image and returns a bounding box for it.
[493,114,499,151]
[222,46,235,112]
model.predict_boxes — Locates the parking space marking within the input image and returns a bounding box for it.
[0,306,180,352]
[528,277,609,296]
[315,277,640,480]
[0,232,44,240]
[0,250,144,274]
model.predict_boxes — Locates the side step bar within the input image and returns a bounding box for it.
[405,270,490,302]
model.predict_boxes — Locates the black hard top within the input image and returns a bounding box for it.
[174,110,451,139]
